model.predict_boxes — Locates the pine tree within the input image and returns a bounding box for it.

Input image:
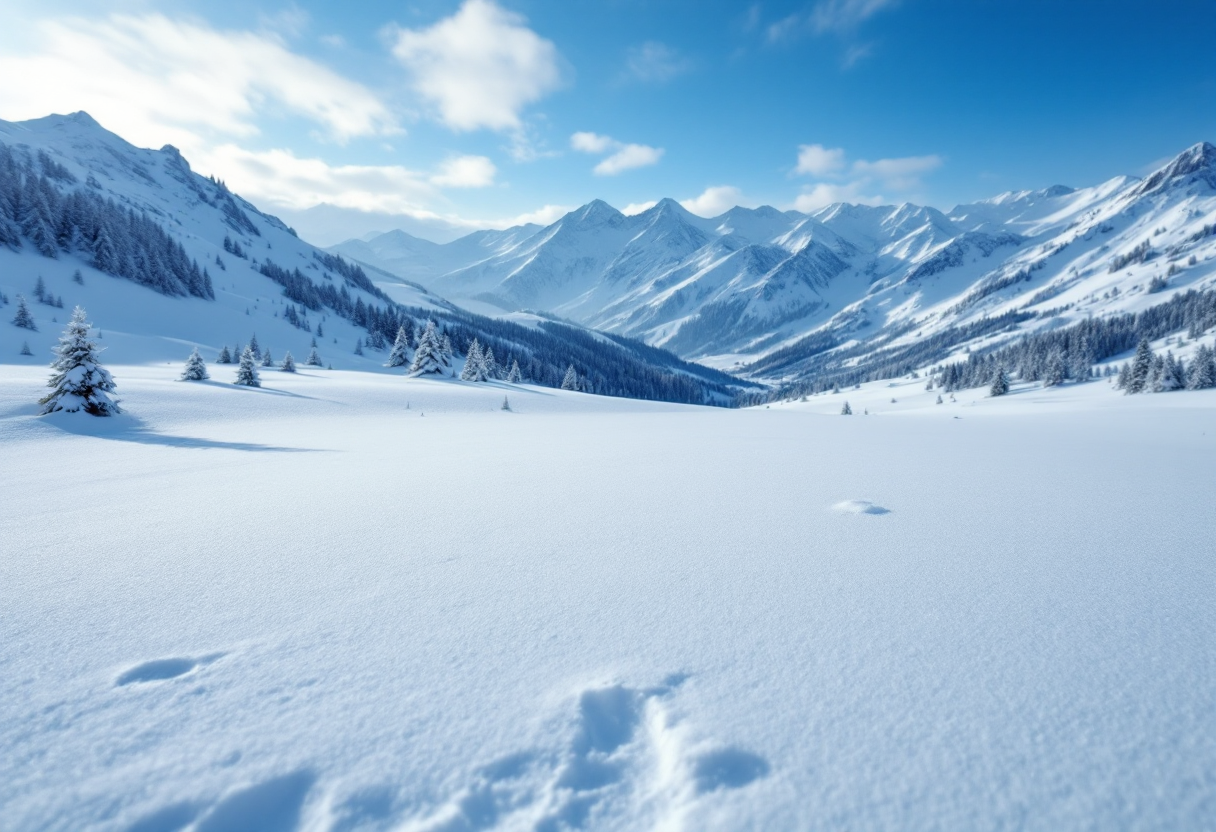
[261,348,273,367]
[217,345,232,364]
[501,396,511,411]
[1147,354,1165,392]
[234,345,260,387]
[990,367,1010,397]
[354,338,364,356]
[507,359,522,383]
[935,394,943,404]
[385,326,411,368]
[561,364,579,391]
[248,333,260,356]
[305,346,322,367]
[1043,349,1066,387]
[1187,344,1216,389]
[39,307,120,415]
[33,276,46,303]
[11,294,36,330]
[409,320,446,376]
[1115,362,1130,390]
[20,341,33,356]
[180,347,209,381]
[1126,337,1154,394]
[316,322,324,338]
[1163,351,1186,391]
[461,338,486,381]
[841,401,852,415]
[440,334,454,365]
[281,351,296,372]
[482,346,499,380]
[72,269,84,285]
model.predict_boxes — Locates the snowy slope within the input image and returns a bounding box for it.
[2,364,1214,831]
[0,113,749,405]
[334,144,1216,381]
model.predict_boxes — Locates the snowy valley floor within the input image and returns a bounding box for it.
[1,365,1214,832]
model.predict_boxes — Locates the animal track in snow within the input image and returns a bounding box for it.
[399,675,769,831]
[831,499,890,515]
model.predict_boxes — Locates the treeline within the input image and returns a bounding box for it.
[0,143,213,299]
[933,286,1216,392]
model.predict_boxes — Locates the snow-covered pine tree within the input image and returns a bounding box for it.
[33,276,47,303]
[354,339,364,356]
[507,359,522,383]
[39,307,120,416]
[316,322,324,338]
[181,347,209,381]
[461,339,486,381]
[561,365,579,391]
[408,320,446,376]
[385,326,411,368]
[990,367,1010,397]
[501,396,511,411]
[20,341,33,356]
[841,401,852,415]
[248,333,260,357]
[482,346,499,380]
[1147,353,1165,393]
[1043,349,1066,387]
[11,294,36,330]
[281,351,296,372]
[1163,352,1186,391]
[1115,362,1130,390]
[305,346,322,366]
[440,333,454,364]
[1126,337,1154,394]
[260,348,273,367]
[935,394,943,404]
[217,345,232,364]
[72,269,84,285]
[1187,344,1216,389]
[234,345,260,387]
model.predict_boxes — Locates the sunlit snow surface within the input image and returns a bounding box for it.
[2,367,1214,831]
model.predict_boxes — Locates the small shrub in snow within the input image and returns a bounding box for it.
[502,396,511,411]
[39,307,120,416]
[841,401,852,415]
[281,352,296,373]
[261,349,273,367]
[181,347,209,381]
[305,347,322,367]
[216,345,232,364]
[20,341,33,356]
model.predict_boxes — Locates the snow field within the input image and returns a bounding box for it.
[2,365,1215,831]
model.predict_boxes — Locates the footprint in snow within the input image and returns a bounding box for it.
[115,652,226,686]
[832,500,890,515]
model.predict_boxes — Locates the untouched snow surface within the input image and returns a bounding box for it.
[2,367,1215,831]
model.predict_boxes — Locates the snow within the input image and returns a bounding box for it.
[2,364,1214,831]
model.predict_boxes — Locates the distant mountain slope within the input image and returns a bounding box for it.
[0,113,752,406]
[334,143,1216,386]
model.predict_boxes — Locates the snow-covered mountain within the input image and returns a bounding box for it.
[0,112,749,404]
[334,144,1216,384]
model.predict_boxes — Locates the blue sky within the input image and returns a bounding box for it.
[2,0,1214,243]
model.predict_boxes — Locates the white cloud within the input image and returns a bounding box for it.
[795,144,846,176]
[430,155,497,188]
[810,0,899,34]
[0,13,398,152]
[571,132,664,176]
[570,131,616,154]
[681,185,749,217]
[200,144,438,215]
[594,145,664,176]
[391,0,562,133]
[793,181,884,212]
[499,203,573,227]
[621,42,692,84]
[621,200,658,216]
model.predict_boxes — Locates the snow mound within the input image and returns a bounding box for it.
[832,499,891,515]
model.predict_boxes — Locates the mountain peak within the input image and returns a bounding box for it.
[573,199,624,225]
[1135,141,1216,196]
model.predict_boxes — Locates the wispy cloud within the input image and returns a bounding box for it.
[570,132,664,176]
[390,0,563,133]
[429,155,497,188]
[810,0,899,34]
[764,0,898,67]
[620,41,693,84]
[681,185,751,217]
[795,144,847,176]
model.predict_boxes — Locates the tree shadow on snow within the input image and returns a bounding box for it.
[45,413,324,453]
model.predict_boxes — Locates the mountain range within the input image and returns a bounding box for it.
[333,143,1216,382]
